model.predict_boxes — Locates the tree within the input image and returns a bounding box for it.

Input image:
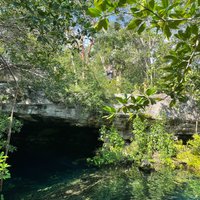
[88,0,200,103]
[91,27,172,91]
[0,0,97,108]
[0,0,94,192]
[0,0,94,90]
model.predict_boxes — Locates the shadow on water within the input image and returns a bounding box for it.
[4,120,100,200]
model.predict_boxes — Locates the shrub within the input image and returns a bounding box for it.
[88,126,125,166]
[176,134,200,173]
[124,117,176,167]
[89,118,176,168]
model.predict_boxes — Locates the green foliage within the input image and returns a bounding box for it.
[103,87,157,120]
[42,50,114,112]
[88,126,125,166]
[124,117,176,167]
[90,117,175,168]
[176,134,200,174]
[89,0,200,103]
[0,113,22,181]
[0,113,22,152]
[179,178,200,199]
[0,152,10,180]
[0,0,95,108]
[92,28,169,89]
[1,0,93,45]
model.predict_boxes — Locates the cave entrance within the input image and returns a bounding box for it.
[7,119,100,183]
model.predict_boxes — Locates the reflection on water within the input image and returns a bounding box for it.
[5,165,200,200]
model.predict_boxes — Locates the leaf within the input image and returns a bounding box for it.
[161,0,169,7]
[103,106,116,113]
[127,19,142,30]
[102,113,116,120]
[185,26,191,39]
[168,21,182,29]
[116,97,128,104]
[94,0,108,11]
[167,3,179,11]
[175,30,190,40]
[163,24,171,38]
[191,24,198,35]
[175,42,186,51]
[169,99,176,107]
[118,0,127,7]
[137,22,146,34]
[87,8,101,17]
[130,96,136,103]
[127,0,136,4]
[148,0,155,9]
[145,88,157,96]
[189,3,196,15]
[94,0,104,7]
[136,96,147,105]
[106,114,115,120]
[122,106,128,113]
[164,55,178,64]
[95,18,109,31]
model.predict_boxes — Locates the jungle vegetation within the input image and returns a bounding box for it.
[0,0,200,191]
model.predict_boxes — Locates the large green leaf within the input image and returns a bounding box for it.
[127,19,142,30]
[145,88,157,96]
[87,7,101,17]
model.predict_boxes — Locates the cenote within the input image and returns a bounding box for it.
[4,119,100,199]
[3,120,200,200]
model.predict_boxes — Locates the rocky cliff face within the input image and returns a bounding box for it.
[0,84,101,127]
[0,88,199,135]
[1,102,100,127]
[145,94,199,122]
[146,94,200,135]
[113,94,200,138]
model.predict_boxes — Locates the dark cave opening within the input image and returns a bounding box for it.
[7,119,100,180]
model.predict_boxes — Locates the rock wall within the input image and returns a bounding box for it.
[0,88,200,135]
[113,94,200,137]
[1,102,101,127]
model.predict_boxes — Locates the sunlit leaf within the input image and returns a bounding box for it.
[145,88,157,96]
[116,97,128,104]
[87,8,101,17]
[127,19,142,30]
[103,106,116,113]
[161,0,169,7]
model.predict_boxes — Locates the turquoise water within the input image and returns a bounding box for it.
[4,161,200,200]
